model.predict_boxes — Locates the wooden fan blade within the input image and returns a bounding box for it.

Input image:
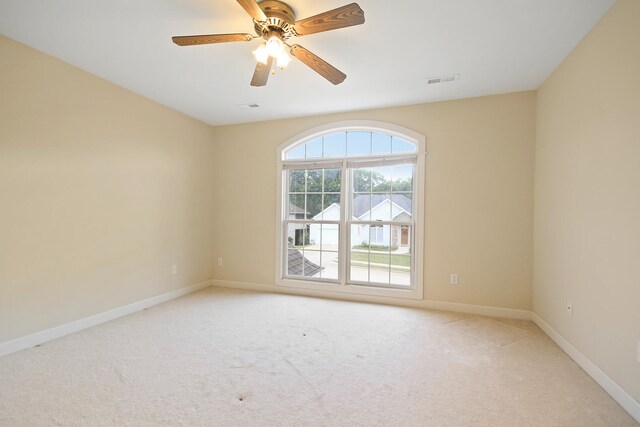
[236,0,267,22]
[251,56,274,87]
[289,44,346,85]
[172,33,254,46]
[293,3,364,36]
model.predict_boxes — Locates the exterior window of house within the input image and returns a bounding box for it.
[277,121,425,299]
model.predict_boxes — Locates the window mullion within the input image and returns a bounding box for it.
[339,158,349,286]
[283,170,289,278]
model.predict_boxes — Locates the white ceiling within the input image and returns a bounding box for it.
[0,0,614,126]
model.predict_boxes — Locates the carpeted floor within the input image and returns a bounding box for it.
[0,287,636,426]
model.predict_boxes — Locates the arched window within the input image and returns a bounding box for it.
[276,121,425,299]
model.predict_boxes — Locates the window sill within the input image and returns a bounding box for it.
[276,277,423,300]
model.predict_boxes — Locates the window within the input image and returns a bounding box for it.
[277,121,425,299]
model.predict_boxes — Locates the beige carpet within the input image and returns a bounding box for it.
[0,287,636,426]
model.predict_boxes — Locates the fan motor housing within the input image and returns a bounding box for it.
[254,0,297,40]
[259,0,296,24]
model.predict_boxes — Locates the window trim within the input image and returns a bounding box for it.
[275,120,426,300]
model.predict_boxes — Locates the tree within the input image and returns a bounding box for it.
[289,168,411,220]
[354,169,411,192]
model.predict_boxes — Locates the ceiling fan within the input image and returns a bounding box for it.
[172,0,365,86]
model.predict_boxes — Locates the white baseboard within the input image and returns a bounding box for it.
[531,313,640,423]
[211,279,532,320]
[422,299,531,320]
[0,279,213,358]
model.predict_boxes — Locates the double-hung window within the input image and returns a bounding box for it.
[277,121,425,299]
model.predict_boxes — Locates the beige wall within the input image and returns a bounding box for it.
[212,92,536,310]
[534,0,640,402]
[0,36,217,342]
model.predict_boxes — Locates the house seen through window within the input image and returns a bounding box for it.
[280,127,421,291]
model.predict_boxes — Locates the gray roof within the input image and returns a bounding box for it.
[289,203,307,214]
[352,194,412,218]
[287,243,322,277]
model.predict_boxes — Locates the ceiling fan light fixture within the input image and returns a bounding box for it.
[265,36,283,56]
[253,44,269,64]
[253,35,291,69]
[276,51,292,69]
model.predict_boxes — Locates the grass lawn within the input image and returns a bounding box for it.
[351,252,410,267]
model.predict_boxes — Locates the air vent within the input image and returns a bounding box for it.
[238,102,260,108]
[427,74,460,85]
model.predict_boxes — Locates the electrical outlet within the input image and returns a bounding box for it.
[217,258,223,266]
[450,274,458,285]
[567,301,573,318]
[172,265,177,275]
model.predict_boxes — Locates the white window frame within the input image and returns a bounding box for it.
[275,120,426,300]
